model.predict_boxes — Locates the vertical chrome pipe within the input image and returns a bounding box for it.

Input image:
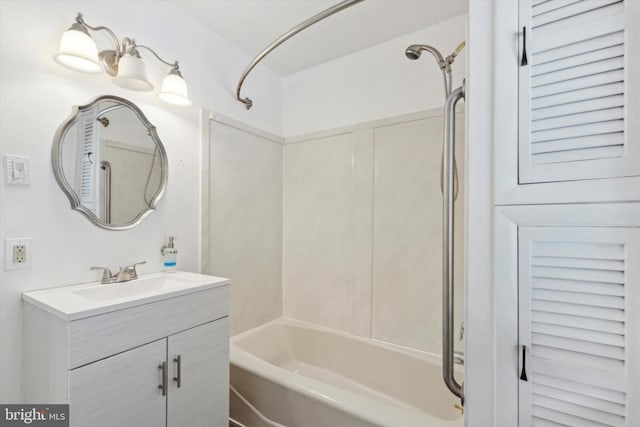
[100,161,111,224]
[442,81,465,401]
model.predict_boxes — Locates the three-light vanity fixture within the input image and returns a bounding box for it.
[53,13,191,107]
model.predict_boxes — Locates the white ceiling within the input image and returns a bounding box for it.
[172,0,468,76]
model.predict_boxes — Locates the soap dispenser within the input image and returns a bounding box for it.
[161,236,178,272]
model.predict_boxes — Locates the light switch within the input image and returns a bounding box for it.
[14,159,25,178]
[4,155,30,185]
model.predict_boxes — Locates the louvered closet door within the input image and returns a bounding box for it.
[518,226,639,427]
[518,0,640,183]
[75,110,98,213]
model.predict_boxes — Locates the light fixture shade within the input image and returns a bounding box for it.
[112,53,153,92]
[158,69,192,106]
[53,26,102,73]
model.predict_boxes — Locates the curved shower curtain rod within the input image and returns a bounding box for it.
[235,0,365,110]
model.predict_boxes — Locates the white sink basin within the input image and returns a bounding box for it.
[72,275,198,301]
[22,271,229,320]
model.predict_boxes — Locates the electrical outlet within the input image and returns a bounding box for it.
[5,238,32,271]
[13,244,26,264]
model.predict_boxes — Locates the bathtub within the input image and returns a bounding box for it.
[230,318,464,427]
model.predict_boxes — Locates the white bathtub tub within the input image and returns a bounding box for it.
[230,319,464,427]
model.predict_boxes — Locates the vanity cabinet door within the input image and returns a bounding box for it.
[69,339,167,427]
[167,319,229,427]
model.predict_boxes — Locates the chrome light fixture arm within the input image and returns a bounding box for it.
[75,13,122,58]
[74,13,128,77]
[73,14,177,71]
[135,44,179,70]
[74,15,175,75]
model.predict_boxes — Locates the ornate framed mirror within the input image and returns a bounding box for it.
[52,95,168,230]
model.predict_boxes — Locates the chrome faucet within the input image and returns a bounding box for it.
[91,261,146,284]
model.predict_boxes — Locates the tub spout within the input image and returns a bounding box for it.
[453,351,464,365]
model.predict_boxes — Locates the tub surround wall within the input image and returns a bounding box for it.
[283,110,465,355]
[0,0,282,402]
[283,130,374,337]
[206,120,283,336]
[372,116,465,352]
[281,13,467,354]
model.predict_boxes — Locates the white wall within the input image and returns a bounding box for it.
[0,0,282,402]
[283,14,467,137]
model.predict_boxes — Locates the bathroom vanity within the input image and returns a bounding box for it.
[22,271,230,427]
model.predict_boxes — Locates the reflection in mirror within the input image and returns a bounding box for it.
[53,96,168,230]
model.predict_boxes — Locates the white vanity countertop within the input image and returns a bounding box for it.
[22,270,229,321]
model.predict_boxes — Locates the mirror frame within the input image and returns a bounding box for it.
[52,95,169,230]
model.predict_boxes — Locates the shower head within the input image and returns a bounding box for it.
[96,116,110,127]
[405,44,445,64]
[405,43,451,98]
[405,45,422,60]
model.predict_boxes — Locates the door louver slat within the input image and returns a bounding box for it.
[532,289,623,309]
[531,256,624,270]
[532,322,624,347]
[532,0,552,7]
[530,119,623,144]
[532,56,623,89]
[533,394,624,427]
[531,241,623,259]
[532,0,622,30]
[532,94,623,120]
[532,371,626,405]
[531,82,623,110]
[532,311,623,335]
[532,0,582,16]
[531,264,624,283]
[532,278,624,296]
[532,22,623,64]
[531,106,623,132]
[532,300,623,321]
[531,69,623,101]
[532,43,623,76]
[533,407,610,427]
[532,334,624,361]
